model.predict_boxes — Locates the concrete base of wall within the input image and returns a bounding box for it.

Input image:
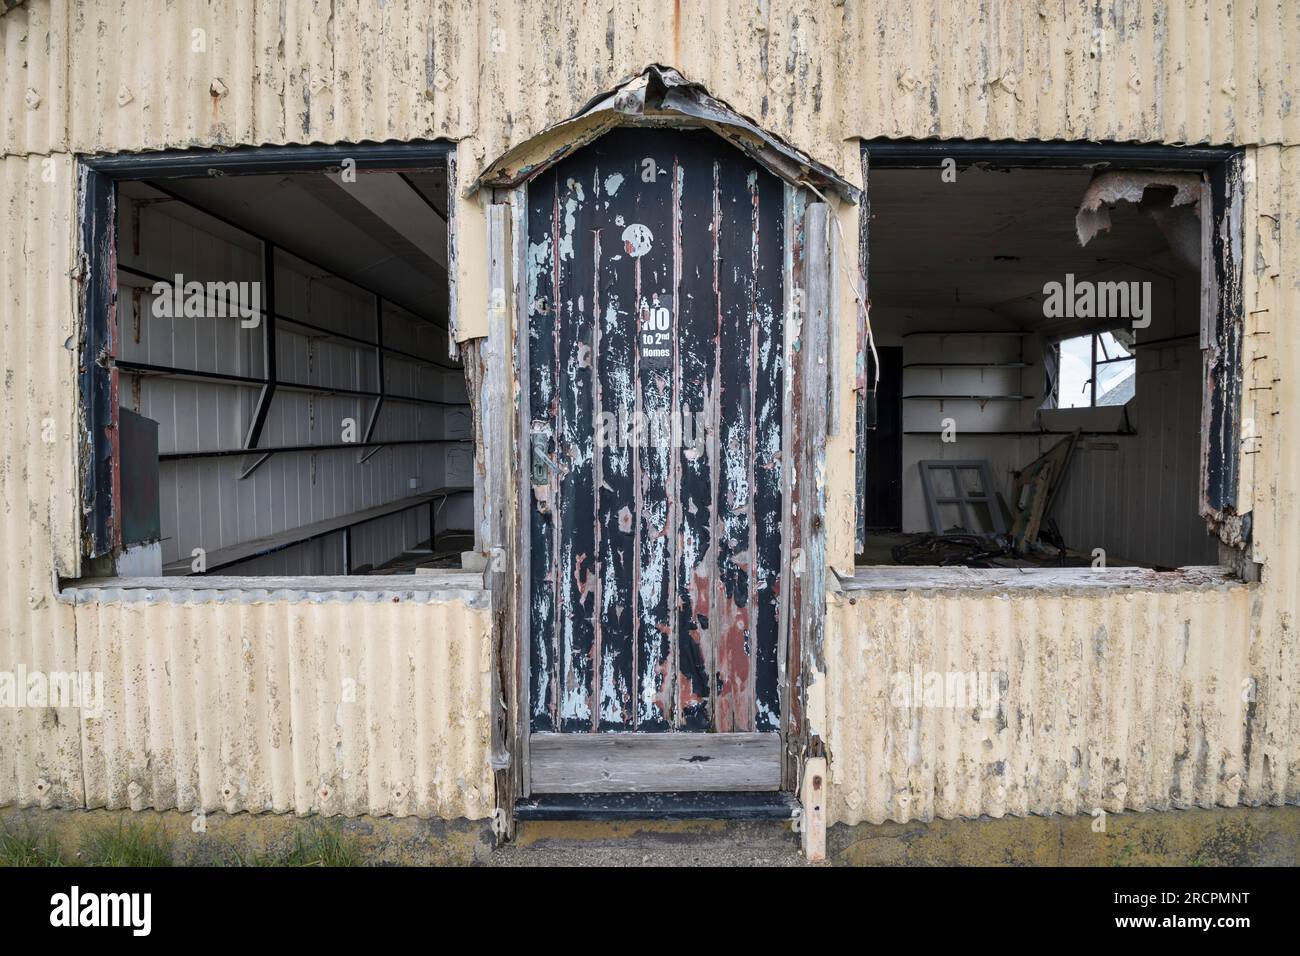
[829,805,1300,866]
[0,807,495,866]
[4,804,1295,866]
[499,805,1299,866]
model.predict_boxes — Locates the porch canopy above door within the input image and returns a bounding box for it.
[471,63,860,205]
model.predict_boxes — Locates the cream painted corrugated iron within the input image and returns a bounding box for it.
[2,1,1298,163]
[824,574,1267,825]
[67,584,494,820]
[0,151,83,811]
[3,4,1300,826]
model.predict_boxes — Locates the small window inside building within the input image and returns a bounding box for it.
[79,149,474,578]
[1056,330,1137,408]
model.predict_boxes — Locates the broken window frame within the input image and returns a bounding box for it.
[1089,330,1137,408]
[73,141,460,581]
[1056,330,1137,408]
[857,139,1248,568]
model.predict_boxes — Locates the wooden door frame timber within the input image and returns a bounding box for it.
[498,176,837,804]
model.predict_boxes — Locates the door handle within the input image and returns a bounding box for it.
[530,426,557,487]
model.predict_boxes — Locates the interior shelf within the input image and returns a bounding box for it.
[902,394,1034,401]
[162,488,472,575]
[903,362,1030,369]
[902,330,1029,338]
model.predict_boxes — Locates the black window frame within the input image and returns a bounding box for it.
[856,138,1247,557]
[76,140,456,563]
[1054,330,1138,409]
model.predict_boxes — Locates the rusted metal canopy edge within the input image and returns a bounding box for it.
[472,64,860,204]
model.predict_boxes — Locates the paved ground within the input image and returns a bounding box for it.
[489,820,809,866]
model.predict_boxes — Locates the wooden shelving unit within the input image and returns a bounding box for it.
[902,330,1032,410]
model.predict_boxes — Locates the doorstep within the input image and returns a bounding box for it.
[514,790,800,822]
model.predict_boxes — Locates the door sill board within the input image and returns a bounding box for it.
[515,790,798,822]
[528,732,782,793]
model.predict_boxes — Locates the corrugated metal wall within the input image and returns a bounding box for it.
[826,144,1300,825]
[3,2,1299,825]
[825,580,1262,823]
[0,145,492,821]
[68,583,493,819]
[0,152,84,810]
[1236,144,1300,809]
[3,1,1298,165]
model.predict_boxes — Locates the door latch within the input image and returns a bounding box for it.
[527,429,553,512]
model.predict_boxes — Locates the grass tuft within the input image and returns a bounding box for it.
[79,822,172,867]
[256,825,363,867]
[3,818,364,867]
[0,824,67,866]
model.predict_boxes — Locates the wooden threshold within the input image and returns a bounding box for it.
[528,732,782,794]
[515,790,798,821]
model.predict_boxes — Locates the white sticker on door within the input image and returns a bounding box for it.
[640,293,673,368]
[621,223,653,258]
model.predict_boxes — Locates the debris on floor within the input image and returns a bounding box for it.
[891,533,1013,567]
[872,430,1088,568]
[1008,431,1080,554]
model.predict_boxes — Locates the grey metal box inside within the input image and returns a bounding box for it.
[119,407,161,547]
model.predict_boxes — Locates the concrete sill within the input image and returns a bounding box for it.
[57,571,490,606]
[838,565,1244,596]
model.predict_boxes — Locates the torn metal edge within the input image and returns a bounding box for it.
[1076,169,1202,247]
[470,64,861,205]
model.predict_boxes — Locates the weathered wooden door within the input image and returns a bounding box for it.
[525,128,787,791]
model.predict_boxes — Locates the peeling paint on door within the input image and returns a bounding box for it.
[528,128,785,735]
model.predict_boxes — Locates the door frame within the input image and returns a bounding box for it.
[504,144,837,798]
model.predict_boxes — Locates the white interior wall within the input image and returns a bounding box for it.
[877,268,1216,567]
[115,190,473,575]
[876,306,1035,532]
[1047,275,1218,566]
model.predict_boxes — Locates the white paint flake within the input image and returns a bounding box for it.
[527,236,552,313]
[560,178,585,261]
